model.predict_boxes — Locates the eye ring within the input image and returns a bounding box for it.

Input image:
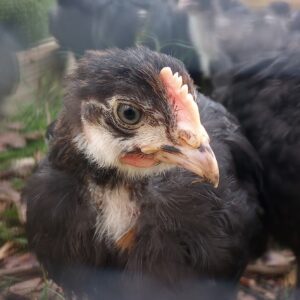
[115,103,142,127]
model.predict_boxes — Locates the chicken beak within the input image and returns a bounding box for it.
[141,141,219,188]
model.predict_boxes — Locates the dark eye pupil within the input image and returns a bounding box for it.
[124,108,136,121]
[117,103,141,126]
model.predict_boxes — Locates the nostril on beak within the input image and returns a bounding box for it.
[199,144,214,156]
[178,129,201,148]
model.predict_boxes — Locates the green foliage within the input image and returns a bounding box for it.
[40,281,66,300]
[0,139,46,168]
[0,276,22,292]
[0,206,27,248]
[11,178,26,190]
[0,0,56,48]
[0,92,62,249]
[0,73,62,257]
[0,109,56,167]
[0,74,62,168]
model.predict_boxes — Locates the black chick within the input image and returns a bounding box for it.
[23,47,265,299]
[215,48,300,286]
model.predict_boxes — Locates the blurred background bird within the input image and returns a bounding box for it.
[179,0,300,86]
[49,0,203,85]
[214,47,300,289]
[177,0,300,290]
[23,47,265,299]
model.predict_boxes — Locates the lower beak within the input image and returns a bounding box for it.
[142,143,219,188]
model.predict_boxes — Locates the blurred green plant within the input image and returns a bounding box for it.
[0,0,56,48]
[0,100,61,169]
[0,60,63,168]
[0,206,26,248]
[0,61,63,250]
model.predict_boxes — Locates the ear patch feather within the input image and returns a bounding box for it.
[159,67,208,148]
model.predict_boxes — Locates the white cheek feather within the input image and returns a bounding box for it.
[75,121,122,168]
[89,182,139,243]
[74,119,174,179]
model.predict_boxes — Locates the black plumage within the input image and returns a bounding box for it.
[23,47,265,298]
[215,48,300,285]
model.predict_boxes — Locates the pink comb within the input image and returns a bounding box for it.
[159,67,208,148]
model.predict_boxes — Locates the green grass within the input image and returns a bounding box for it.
[0,140,46,167]
[0,0,56,49]
[0,94,61,170]
[0,276,23,292]
[0,206,26,248]
[40,281,66,300]
[0,68,63,253]
[0,50,64,171]
[11,178,26,191]
[0,276,66,300]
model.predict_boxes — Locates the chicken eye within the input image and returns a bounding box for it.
[116,104,142,125]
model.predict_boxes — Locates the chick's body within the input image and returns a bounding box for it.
[23,48,265,298]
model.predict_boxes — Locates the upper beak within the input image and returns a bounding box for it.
[141,139,219,188]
